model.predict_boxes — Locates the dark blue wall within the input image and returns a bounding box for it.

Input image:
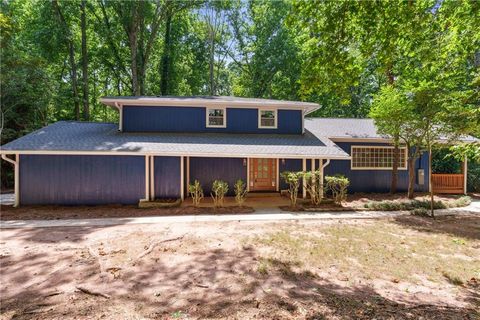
[279,158,305,193]
[324,142,429,193]
[154,156,181,199]
[189,157,247,196]
[122,106,302,134]
[19,155,145,205]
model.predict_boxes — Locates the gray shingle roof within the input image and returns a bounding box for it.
[1,121,350,159]
[305,118,478,142]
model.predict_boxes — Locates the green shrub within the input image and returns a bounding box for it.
[302,170,323,205]
[324,175,350,204]
[450,196,471,208]
[234,179,248,206]
[364,196,471,211]
[188,180,204,207]
[211,180,229,207]
[280,171,303,207]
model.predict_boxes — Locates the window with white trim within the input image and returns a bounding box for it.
[206,108,226,128]
[258,109,277,128]
[351,146,407,170]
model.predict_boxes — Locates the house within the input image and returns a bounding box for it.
[0,96,471,207]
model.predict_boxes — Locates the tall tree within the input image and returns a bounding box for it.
[81,0,89,120]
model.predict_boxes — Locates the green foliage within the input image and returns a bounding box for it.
[324,175,350,204]
[234,179,247,206]
[302,170,323,205]
[211,180,229,208]
[280,171,302,207]
[188,180,204,207]
[364,196,471,211]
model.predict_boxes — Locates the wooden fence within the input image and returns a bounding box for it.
[432,174,465,194]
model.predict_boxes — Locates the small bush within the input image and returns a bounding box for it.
[324,175,350,204]
[234,179,248,206]
[281,171,303,207]
[451,196,471,208]
[302,170,323,205]
[188,180,204,207]
[364,196,471,212]
[211,180,229,207]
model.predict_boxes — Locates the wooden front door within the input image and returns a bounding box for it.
[249,158,276,191]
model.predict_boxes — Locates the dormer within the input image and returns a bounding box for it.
[100,96,319,135]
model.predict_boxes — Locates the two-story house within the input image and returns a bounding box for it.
[0,96,471,206]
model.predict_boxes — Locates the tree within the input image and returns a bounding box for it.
[81,0,89,120]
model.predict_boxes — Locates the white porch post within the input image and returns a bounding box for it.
[321,159,330,199]
[246,158,250,192]
[144,155,150,201]
[180,156,184,200]
[463,155,468,195]
[276,158,279,192]
[186,156,190,196]
[302,158,307,199]
[2,154,20,207]
[150,156,155,201]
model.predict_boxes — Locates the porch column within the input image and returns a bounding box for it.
[1,154,19,207]
[186,156,190,196]
[180,156,184,200]
[144,155,150,201]
[302,158,307,199]
[246,158,250,192]
[463,156,468,195]
[150,156,155,201]
[276,158,279,192]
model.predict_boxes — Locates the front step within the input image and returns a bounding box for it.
[247,192,281,198]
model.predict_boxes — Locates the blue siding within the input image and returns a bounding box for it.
[19,155,145,205]
[189,157,247,196]
[154,156,181,199]
[324,142,429,193]
[279,158,306,193]
[122,106,302,134]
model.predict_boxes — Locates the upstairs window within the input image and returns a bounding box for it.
[258,109,277,129]
[351,146,407,170]
[206,108,226,128]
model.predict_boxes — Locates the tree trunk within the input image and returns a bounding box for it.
[53,0,80,120]
[429,147,435,218]
[209,26,215,95]
[391,140,399,194]
[407,156,416,199]
[160,12,172,96]
[81,0,89,121]
[129,30,139,95]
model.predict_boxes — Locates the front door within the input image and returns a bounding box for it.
[249,158,276,191]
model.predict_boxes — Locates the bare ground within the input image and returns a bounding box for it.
[1,215,479,319]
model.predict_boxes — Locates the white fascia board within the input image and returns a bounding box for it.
[0,149,351,160]
[100,98,320,114]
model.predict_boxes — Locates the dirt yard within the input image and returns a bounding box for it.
[1,214,479,320]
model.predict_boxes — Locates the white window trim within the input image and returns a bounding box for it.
[258,109,278,129]
[350,145,408,170]
[206,107,227,128]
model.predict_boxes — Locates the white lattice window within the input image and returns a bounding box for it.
[206,108,226,128]
[258,109,277,129]
[351,146,407,170]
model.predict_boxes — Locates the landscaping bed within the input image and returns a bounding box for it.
[280,193,472,213]
[0,204,254,220]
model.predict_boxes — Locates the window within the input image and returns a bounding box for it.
[258,109,277,129]
[206,108,226,128]
[351,146,407,170]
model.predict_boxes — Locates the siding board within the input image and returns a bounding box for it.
[154,156,181,198]
[122,106,302,134]
[189,157,247,196]
[19,155,145,205]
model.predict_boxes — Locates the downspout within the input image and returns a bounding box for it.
[115,102,123,131]
[1,154,19,207]
[320,159,331,200]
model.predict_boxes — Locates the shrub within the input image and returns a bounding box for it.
[188,180,204,207]
[364,196,471,212]
[411,207,429,216]
[280,171,303,207]
[211,180,229,207]
[234,179,248,206]
[324,175,350,204]
[451,196,471,208]
[302,170,323,205]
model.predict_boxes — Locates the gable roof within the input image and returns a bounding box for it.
[100,96,320,115]
[0,121,349,159]
[305,118,478,142]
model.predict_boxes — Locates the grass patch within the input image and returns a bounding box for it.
[364,196,471,211]
[248,220,479,285]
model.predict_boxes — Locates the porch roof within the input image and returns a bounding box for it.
[0,121,350,159]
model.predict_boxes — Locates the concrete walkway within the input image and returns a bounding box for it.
[2,201,479,229]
